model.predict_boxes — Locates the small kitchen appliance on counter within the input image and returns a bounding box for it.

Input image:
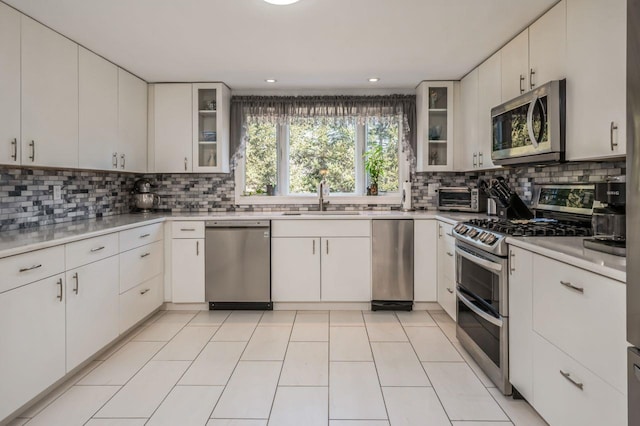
[132,179,160,213]
[438,186,487,212]
[583,181,626,256]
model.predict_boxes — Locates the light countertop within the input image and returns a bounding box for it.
[507,236,626,283]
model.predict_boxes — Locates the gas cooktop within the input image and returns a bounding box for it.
[453,218,592,257]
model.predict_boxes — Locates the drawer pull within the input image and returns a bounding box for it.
[90,246,105,252]
[140,288,150,295]
[446,251,454,257]
[57,278,63,302]
[140,252,151,258]
[19,264,42,273]
[447,287,454,294]
[180,228,196,232]
[560,280,584,294]
[560,370,584,390]
[72,272,79,294]
[140,233,151,238]
[445,233,453,237]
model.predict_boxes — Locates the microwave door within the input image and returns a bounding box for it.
[527,97,548,148]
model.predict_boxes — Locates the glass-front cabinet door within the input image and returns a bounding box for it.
[192,83,230,173]
[416,81,455,172]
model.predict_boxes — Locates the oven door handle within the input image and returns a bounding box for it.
[455,247,503,273]
[457,289,504,328]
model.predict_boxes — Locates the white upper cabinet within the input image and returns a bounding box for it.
[529,0,567,89]
[500,29,529,102]
[149,83,193,173]
[118,69,148,173]
[0,3,21,166]
[416,81,455,172]
[192,83,231,173]
[477,51,501,170]
[566,0,626,160]
[456,69,478,171]
[78,47,118,171]
[21,16,78,168]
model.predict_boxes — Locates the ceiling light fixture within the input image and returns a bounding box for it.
[265,79,277,83]
[368,77,380,83]
[264,0,300,5]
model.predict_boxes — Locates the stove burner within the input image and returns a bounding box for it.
[464,219,592,237]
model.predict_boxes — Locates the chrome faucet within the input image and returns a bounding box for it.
[318,180,329,211]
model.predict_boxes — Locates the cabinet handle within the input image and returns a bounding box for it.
[560,370,584,390]
[447,287,454,294]
[113,152,118,168]
[184,157,188,171]
[11,138,17,161]
[326,240,329,255]
[139,233,151,238]
[56,277,63,301]
[446,251,454,257]
[472,152,477,167]
[196,240,200,256]
[478,152,483,167]
[519,75,525,94]
[90,246,105,253]
[140,288,150,295]
[560,280,584,294]
[509,251,515,275]
[120,153,126,169]
[29,140,35,162]
[73,272,79,294]
[19,264,42,273]
[529,68,536,89]
[312,239,315,254]
[140,252,151,258]
[180,228,196,232]
[610,122,618,151]
[438,225,443,238]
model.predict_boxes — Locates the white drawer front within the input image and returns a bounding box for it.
[119,223,163,252]
[65,232,119,270]
[533,254,626,393]
[171,221,205,239]
[119,275,163,333]
[0,245,65,293]
[533,333,626,426]
[272,219,370,237]
[119,241,163,294]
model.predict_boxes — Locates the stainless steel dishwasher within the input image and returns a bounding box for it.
[371,219,414,311]
[205,220,272,310]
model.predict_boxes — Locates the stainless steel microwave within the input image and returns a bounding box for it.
[491,79,565,166]
[438,187,487,212]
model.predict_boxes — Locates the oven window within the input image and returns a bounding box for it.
[440,192,471,207]
[457,252,500,312]
[457,293,501,367]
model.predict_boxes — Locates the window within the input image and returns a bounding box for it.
[240,116,406,202]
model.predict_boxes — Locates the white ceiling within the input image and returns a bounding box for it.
[4,0,557,90]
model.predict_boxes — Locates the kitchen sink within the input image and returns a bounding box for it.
[281,211,361,216]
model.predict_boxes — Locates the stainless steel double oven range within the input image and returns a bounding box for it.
[452,184,595,396]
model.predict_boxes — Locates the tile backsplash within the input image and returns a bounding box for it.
[0,160,626,230]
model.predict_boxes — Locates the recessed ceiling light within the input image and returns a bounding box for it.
[265,79,277,83]
[264,0,300,5]
[368,77,380,83]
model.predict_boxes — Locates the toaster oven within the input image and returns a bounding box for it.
[438,187,487,212]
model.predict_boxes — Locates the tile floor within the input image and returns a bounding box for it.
[9,309,549,426]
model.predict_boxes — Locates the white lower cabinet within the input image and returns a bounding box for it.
[320,237,371,301]
[0,274,66,421]
[414,220,438,302]
[65,255,119,372]
[271,220,372,303]
[171,238,205,303]
[272,237,321,302]
[119,241,163,294]
[508,246,534,401]
[120,275,163,333]
[436,221,456,319]
[533,333,626,426]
